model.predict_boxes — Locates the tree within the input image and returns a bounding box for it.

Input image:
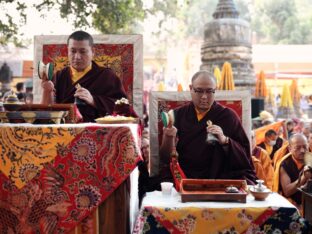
[0,0,180,46]
[0,1,27,46]
[251,0,312,44]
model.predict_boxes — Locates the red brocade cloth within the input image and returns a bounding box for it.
[0,124,142,233]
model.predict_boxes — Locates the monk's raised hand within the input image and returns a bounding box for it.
[163,126,177,137]
[41,80,55,93]
[74,87,95,107]
[303,165,312,180]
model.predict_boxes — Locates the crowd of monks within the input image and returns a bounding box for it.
[251,118,312,211]
[140,117,312,212]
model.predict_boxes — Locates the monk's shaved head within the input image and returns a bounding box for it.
[289,133,308,162]
[191,70,216,86]
[189,70,216,112]
[289,133,307,145]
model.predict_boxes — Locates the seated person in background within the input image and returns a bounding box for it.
[286,120,295,139]
[294,120,304,134]
[251,131,274,190]
[279,134,312,207]
[258,129,284,159]
[41,30,128,122]
[25,93,33,104]
[302,126,311,139]
[16,82,26,102]
[160,70,257,184]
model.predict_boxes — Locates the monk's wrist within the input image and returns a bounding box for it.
[221,136,229,145]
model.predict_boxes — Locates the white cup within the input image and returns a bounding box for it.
[161,182,173,196]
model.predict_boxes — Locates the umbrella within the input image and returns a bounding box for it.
[213,66,222,89]
[280,84,293,109]
[290,80,301,104]
[219,62,235,90]
[255,70,267,97]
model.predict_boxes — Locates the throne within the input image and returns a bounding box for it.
[32,34,143,233]
[149,90,252,176]
[33,34,143,117]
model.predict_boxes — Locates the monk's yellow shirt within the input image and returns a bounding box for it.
[195,108,210,121]
[70,64,92,84]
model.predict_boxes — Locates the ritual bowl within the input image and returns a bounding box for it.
[249,187,271,201]
[3,103,22,111]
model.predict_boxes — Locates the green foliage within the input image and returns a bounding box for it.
[0,1,27,46]
[1,0,312,46]
[251,0,312,44]
[0,0,182,46]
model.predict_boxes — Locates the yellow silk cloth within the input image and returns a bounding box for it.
[0,125,80,188]
[153,206,267,233]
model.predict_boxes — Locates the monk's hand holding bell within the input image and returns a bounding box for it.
[74,87,95,107]
[206,124,228,145]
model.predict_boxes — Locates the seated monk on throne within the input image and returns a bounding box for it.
[41,30,129,122]
[159,70,257,185]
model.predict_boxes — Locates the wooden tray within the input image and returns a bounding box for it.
[181,179,248,203]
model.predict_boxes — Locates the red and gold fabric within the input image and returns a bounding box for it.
[170,157,186,192]
[0,124,141,233]
[0,125,76,188]
[134,206,307,234]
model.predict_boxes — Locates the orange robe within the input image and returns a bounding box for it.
[252,146,274,190]
[272,142,289,170]
[272,153,291,192]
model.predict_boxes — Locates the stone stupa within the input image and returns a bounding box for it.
[201,0,255,88]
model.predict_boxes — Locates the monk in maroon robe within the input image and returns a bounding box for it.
[53,62,127,122]
[279,134,311,206]
[41,30,127,122]
[160,70,257,184]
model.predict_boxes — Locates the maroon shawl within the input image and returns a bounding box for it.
[174,101,257,184]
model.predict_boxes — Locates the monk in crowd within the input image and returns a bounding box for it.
[277,134,312,207]
[251,131,274,190]
[41,30,128,122]
[160,70,257,184]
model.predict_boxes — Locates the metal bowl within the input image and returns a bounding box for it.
[249,187,271,201]
[3,103,23,111]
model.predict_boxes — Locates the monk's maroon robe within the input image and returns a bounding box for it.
[280,156,302,205]
[53,62,127,122]
[174,101,257,184]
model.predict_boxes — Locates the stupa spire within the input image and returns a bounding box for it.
[213,0,239,19]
